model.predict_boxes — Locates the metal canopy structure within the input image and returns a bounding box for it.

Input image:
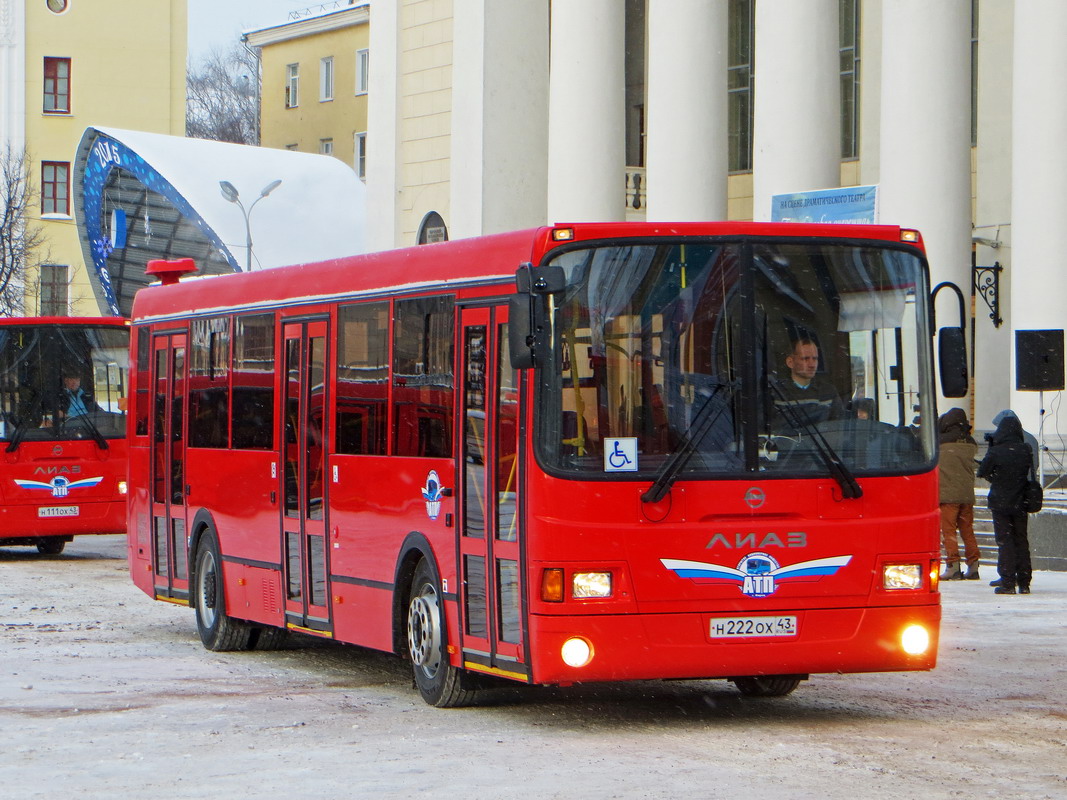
[74,127,367,317]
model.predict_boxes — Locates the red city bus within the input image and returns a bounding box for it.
[0,317,129,554]
[127,223,960,706]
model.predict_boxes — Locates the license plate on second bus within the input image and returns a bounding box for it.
[709,615,797,638]
[39,506,79,518]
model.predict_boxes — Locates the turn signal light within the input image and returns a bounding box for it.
[541,568,564,602]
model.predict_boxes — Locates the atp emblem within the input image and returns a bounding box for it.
[660,551,852,598]
[421,470,444,520]
[15,475,104,498]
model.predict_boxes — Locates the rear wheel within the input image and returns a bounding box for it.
[731,675,804,697]
[407,558,477,708]
[36,538,66,555]
[194,531,253,651]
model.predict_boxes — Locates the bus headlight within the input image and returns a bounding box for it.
[118,480,128,495]
[901,624,930,655]
[572,571,612,598]
[883,563,922,590]
[561,637,593,668]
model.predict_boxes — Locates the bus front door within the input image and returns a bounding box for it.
[150,333,189,601]
[280,319,331,634]
[457,305,527,680]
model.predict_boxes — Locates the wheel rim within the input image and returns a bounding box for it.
[407,583,442,678]
[196,549,219,629]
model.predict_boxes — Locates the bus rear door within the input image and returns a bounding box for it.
[457,304,527,680]
[280,319,331,634]
[150,333,189,601]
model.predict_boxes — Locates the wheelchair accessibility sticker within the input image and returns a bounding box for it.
[604,437,638,472]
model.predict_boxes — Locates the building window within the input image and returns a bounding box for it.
[320,138,334,156]
[285,63,299,108]
[356,48,369,95]
[354,132,366,179]
[285,143,298,151]
[43,57,71,113]
[839,0,861,160]
[728,0,754,173]
[42,161,70,215]
[40,264,69,315]
[320,57,334,101]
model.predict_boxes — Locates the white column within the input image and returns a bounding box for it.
[546,0,625,223]
[0,0,26,155]
[365,0,400,252]
[451,0,548,238]
[879,2,972,294]
[880,2,972,411]
[644,0,727,222]
[751,0,840,221]
[857,0,882,186]
[1009,1,1067,431]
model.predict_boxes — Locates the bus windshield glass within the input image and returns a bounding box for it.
[0,324,129,445]
[539,238,935,478]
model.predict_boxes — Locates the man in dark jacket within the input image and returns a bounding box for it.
[977,413,1034,594]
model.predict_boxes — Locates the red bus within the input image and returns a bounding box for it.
[0,316,129,554]
[127,223,961,706]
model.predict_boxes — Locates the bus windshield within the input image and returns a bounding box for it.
[0,323,129,447]
[538,238,936,479]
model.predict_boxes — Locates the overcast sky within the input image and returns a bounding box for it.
[187,0,312,60]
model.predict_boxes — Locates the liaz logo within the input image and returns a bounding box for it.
[14,475,103,498]
[661,551,852,598]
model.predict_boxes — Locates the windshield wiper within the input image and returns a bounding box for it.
[767,376,862,499]
[642,383,732,504]
[66,413,109,451]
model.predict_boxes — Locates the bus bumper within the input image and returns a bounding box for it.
[525,603,940,686]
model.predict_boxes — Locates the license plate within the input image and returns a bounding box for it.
[709,615,797,638]
[39,506,79,518]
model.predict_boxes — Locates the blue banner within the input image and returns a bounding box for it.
[771,185,878,224]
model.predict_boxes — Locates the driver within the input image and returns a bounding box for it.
[59,374,101,420]
[773,338,842,430]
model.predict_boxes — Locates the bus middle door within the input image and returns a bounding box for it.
[457,304,527,681]
[280,319,331,635]
[150,332,189,601]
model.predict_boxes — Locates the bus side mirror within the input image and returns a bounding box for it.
[938,326,968,397]
[509,264,565,369]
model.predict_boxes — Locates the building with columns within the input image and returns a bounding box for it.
[0,0,187,317]
[355,0,1065,469]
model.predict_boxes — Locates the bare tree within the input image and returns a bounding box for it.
[0,146,49,317]
[186,44,260,145]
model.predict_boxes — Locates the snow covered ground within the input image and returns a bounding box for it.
[2,534,1065,799]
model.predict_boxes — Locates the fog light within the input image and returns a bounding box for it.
[561,637,593,668]
[118,480,128,495]
[572,571,612,598]
[883,563,922,590]
[901,624,930,655]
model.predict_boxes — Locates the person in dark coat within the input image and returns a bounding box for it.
[977,413,1034,594]
[937,408,980,580]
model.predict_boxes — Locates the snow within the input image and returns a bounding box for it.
[2,535,1066,799]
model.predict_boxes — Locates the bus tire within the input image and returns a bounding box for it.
[406,558,477,708]
[731,675,804,698]
[251,625,290,650]
[36,538,66,555]
[193,531,253,651]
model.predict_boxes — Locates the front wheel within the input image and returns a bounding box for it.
[194,531,253,651]
[406,559,477,708]
[731,675,804,697]
[36,538,66,555]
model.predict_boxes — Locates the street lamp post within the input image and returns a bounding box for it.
[219,179,282,271]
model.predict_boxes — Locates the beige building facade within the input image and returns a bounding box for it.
[0,0,186,316]
[245,4,370,177]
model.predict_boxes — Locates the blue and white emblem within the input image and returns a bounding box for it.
[661,551,852,598]
[421,470,444,520]
[15,475,103,498]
